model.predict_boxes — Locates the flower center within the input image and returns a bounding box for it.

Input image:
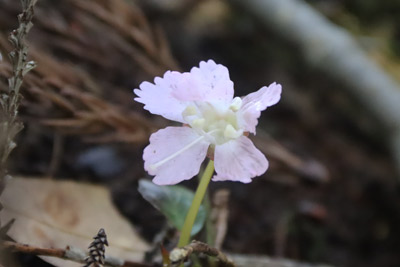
[182,97,244,145]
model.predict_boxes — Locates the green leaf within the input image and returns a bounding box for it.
[138,179,206,236]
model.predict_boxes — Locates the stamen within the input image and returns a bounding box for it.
[149,135,206,171]
[224,124,243,139]
[182,105,197,117]
[192,118,205,129]
[229,97,242,111]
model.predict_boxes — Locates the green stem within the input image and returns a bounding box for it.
[178,160,215,247]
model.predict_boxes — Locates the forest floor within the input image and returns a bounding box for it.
[1,1,400,267]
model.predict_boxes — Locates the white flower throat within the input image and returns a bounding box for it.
[149,97,244,171]
[182,96,244,145]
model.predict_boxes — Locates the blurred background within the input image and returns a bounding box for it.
[1,0,400,266]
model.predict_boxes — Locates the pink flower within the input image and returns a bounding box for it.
[134,60,281,185]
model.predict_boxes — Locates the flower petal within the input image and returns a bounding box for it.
[239,82,282,134]
[134,71,193,123]
[143,126,209,185]
[134,60,234,122]
[213,136,268,183]
[176,59,234,104]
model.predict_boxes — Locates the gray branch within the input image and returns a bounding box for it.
[229,0,400,176]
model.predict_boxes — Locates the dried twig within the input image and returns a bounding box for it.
[70,0,179,75]
[1,241,152,267]
[169,240,235,267]
[0,0,172,144]
[84,228,109,267]
[0,57,156,144]
[38,86,156,143]
[3,240,66,258]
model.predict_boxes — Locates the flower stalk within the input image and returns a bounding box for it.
[178,160,215,247]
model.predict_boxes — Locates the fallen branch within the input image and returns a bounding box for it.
[169,240,235,267]
[2,241,152,267]
[229,0,400,178]
[2,241,66,258]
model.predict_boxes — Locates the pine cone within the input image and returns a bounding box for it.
[83,228,108,267]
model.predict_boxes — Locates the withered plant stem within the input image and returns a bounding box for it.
[0,0,37,191]
[170,240,236,267]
